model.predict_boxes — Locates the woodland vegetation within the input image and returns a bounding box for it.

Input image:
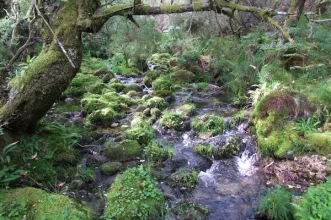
[0,0,330,219]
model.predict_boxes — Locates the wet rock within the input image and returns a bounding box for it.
[111,122,119,128]
[65,97,73,103]
[170,70,195,83]
[163,155,188,173]
[135,105,147,112]
[123,84,143,93]
[86,154,108,165]
[214,136,241,159]
[126,90,139,97]
[100,162,123,175]
[71,179,86,190]
[151,108,161,118]
[143,108,151,117]
[105,140,142,161]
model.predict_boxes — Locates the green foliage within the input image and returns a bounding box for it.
[296,117,319,135]
[215,136,241,159]
[172,201,209,220]
[194,144,214,158]
[258,184,293,220]
[167,170,199,191]
[103,166,164,219]
[0,187,93,219]
[293,178,331,220]
[144,141,173,163]
[146,96,167,109]
[191,114,225,136]
[152,75,174,91]
[125,115,155,145]
[176,103,196,117]
[105,140,142,161]
[159,110,187,131]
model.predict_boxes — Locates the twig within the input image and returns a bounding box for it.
[33,0,76,68]
[264,160,274,169]
[310,18,331,23]
[6,16,37,69]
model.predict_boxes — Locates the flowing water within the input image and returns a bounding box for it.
[72,74,266,219]
[115,75,266,219]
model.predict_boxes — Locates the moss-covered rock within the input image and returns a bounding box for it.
[176,103,196,117]
[102,73,114,83]
[152,75,173,91]
[159,110,187,131]
[63,73,106,97]
[152,89,173,98]
[172,201,209,220]
[167,170,199,191]
[149,53,171,69]
[105,140,142,161]
[144,141,173,163]
[93,67,114,78]
[305,132,331,155]
[103,167,164,219]
[151,108,162,118]
[191,114,225,136]
[86,107,121,125]
[109,82,126,92]
[123,84,143,93]
[125,126,154,145]
[0,187,93,219]
[100,162,123,175]
[214,136,241,159]
[143,70,162,87]
[146,96,167,109]
[170,70,195,83]
[255,110,302,158]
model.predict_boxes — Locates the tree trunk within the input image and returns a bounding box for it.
[0,0,83,132]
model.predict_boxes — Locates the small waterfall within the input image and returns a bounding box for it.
[235,137,259,176]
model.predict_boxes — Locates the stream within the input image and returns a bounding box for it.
[70,73,266,219]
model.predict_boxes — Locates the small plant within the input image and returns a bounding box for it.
[293,178,331,219]
[258,184,293,220]
[194,144,214,158]
[0,201,27,219]
[76,165,95,183]
[159,110,187,131]
[103,166,164,219]
[296,117,319,136]
[168,170,199,191]
[191,114,225,136]
[144,141,173,163]
[172,201,209,220]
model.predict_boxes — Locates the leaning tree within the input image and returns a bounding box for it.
[0,0,307,142]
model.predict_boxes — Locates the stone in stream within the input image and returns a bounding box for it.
[105,140,142,161]
[100,162,123,175]
[143,108,151,117]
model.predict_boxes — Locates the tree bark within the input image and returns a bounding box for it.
[0,0,296,135]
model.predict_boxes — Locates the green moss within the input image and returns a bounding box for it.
[161,5,181,13]
[159,110,187,131]
[170,70,196,83]
[125,126,155,145]
[105,140,142,161]
[109,82,126,92]
[29,159,57,184]
[144,141,173,163]
[86,107,121,125]
[123,84,143,93]
[0,187,93,219]
[100,162,123,175]
[176,104,196,117]
[194,144,214,158]
[146,96,167,109]
[193,1,203,11]
[167,170,199,191]
[63,73,106,97]
[152,75,173,90]
[152,89,173,98]
[214,136,241,159]
[151,108,161,118]
[305,132,331,155]
[103,167,164,219]
[191,114,225,136]
[172,201,209,220]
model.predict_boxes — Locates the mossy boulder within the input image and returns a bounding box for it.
[152,75,173,90]
[146,96,167,109]
[109,82,126,92]
[176,104,196,117]
[144,141,173,163]
[125,126,155,145]
[86,107,121,125]
[105,140,142,161]
[305,132,331,155]
[172,201,209,220]
[149,53,171,69]
[152,89,173,98]
[0,187,93,219]
[253,91,313,119]
[93,67,114,78]
[63,73,106,97]
[214,136,241,159]
[100,162,123,175]
[102,73,114,83]
[151,108,162,118]
[159,110,187,131]
[143,70,162,87]
[170,70,195,83]
[123,84,143,93]
[103,167,164,219]
[191,114,225,136]
[55,151,79,164]
[167,170,199,191]
[255,110,302,158]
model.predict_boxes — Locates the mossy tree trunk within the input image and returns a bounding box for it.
[0,0,296,137]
